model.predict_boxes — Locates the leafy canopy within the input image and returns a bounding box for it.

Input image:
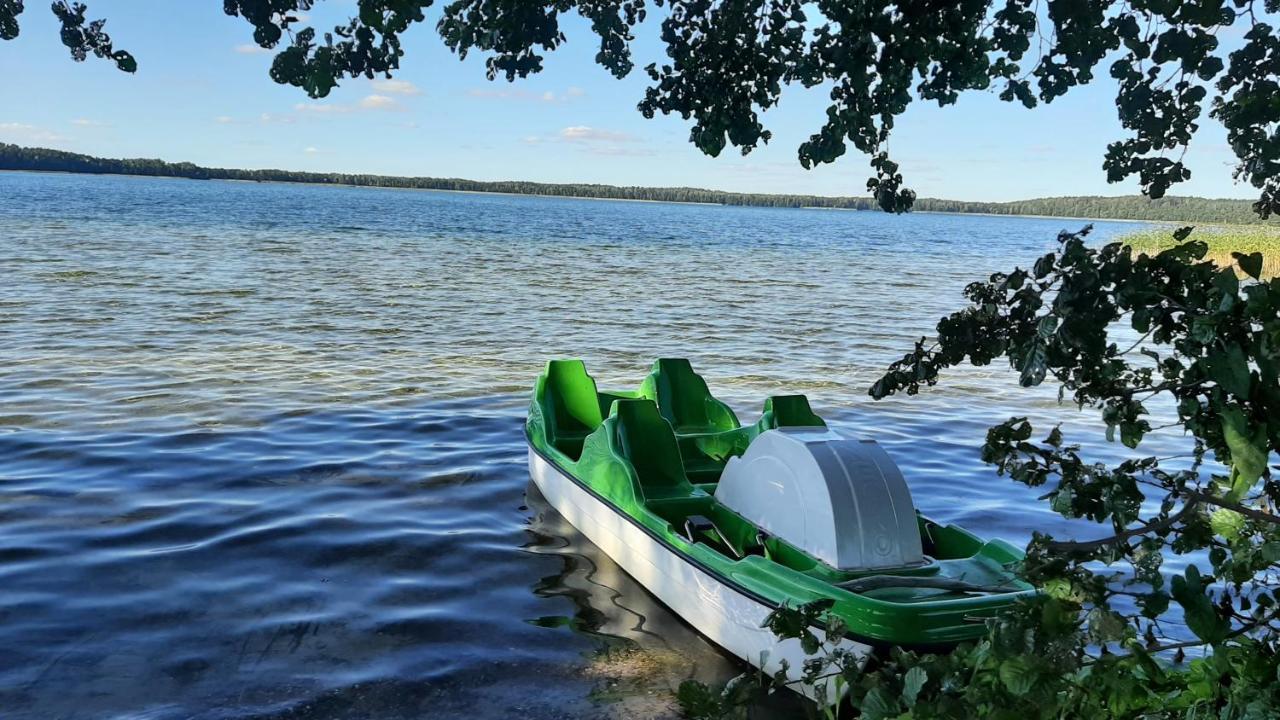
[863,227,1280,715]
[5,0,1280,216]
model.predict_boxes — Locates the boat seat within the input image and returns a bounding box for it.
[679,453,726,484]
[760,395,826,429]
[675,428,754,483]
[610,399,696,501]
[641,358,740,434]
[541,359,605,459]
[669,395,822,482]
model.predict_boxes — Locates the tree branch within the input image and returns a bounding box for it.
[1183,490,1280,527]
[1046,500,1199,553]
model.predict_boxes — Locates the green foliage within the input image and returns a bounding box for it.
[48,1,134,72]
[679,226,1280,718]
[5,2,1280,215]
[0,0,21,41]
[855,225,1280,717]
[1171,565,1231,644]
[676,674,763,720]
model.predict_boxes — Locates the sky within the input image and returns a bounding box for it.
[0,1,1258,202]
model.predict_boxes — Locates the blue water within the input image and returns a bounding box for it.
[0,172,1183,719]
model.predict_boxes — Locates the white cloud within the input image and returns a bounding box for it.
[233,44,271,55]
[371,79,422,96]
[358,94,404,111]
[559,126,636,143]
[583,145,657,157]
[294,96,404,114]
[304,146,319,154]
[520,126,645,154]
[468,87,585,103]
[528,125,652,157]
[216,113,295,125]
[468,88,518,100]
[71,118,106,127]
[0,122,67,144]
[295,102,353,114]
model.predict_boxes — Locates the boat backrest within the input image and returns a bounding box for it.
[541,359,604,458]
[760,395,826,429]
[640,358,739,433]
[610,399,695,500]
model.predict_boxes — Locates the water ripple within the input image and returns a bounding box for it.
[0,171,1178,719]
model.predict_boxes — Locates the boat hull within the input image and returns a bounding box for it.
[528,447,870,700]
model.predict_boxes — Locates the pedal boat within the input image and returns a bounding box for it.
[525,359,1034,695]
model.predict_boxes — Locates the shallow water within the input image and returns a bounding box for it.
[0,172,1186,719]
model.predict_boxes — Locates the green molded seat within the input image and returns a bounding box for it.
[671,396,824,484]
[641,358,740,434]
[611,399,695,501]
[761,395,826,429]
[675,432,749,484]
[540,359,605,459]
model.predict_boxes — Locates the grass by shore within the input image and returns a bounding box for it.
[1121,225,1280,277]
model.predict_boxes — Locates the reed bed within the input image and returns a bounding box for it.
[1121,225,1280,278]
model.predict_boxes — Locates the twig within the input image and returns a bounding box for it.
[1046,500,1199,553]
[1183,490,1280,527]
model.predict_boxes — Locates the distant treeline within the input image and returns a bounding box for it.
[1,143,1270,225]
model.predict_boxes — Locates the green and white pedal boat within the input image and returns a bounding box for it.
[526,359,1034,695]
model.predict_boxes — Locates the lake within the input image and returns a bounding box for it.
[0,171,1179,719]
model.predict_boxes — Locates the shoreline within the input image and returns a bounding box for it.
[0,168,731,207]
[0,166,1263,226]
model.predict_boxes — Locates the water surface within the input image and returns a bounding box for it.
[0,172,1177,719]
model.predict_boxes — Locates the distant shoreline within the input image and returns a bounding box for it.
[0,168,730,207]
[1,143,1272,226]
[2,170,742,207]
[0,168,1231,225]
[914,209,1168,225]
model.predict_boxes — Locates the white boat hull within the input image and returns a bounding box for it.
[528,447,870,700]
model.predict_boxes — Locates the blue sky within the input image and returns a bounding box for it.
[0,1,1256,201]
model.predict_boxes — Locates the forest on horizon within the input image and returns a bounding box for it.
[2,143,1272,226]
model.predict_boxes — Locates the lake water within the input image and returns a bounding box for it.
[0,172,1182,719]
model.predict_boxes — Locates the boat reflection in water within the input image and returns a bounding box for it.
[522,481,807,718]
